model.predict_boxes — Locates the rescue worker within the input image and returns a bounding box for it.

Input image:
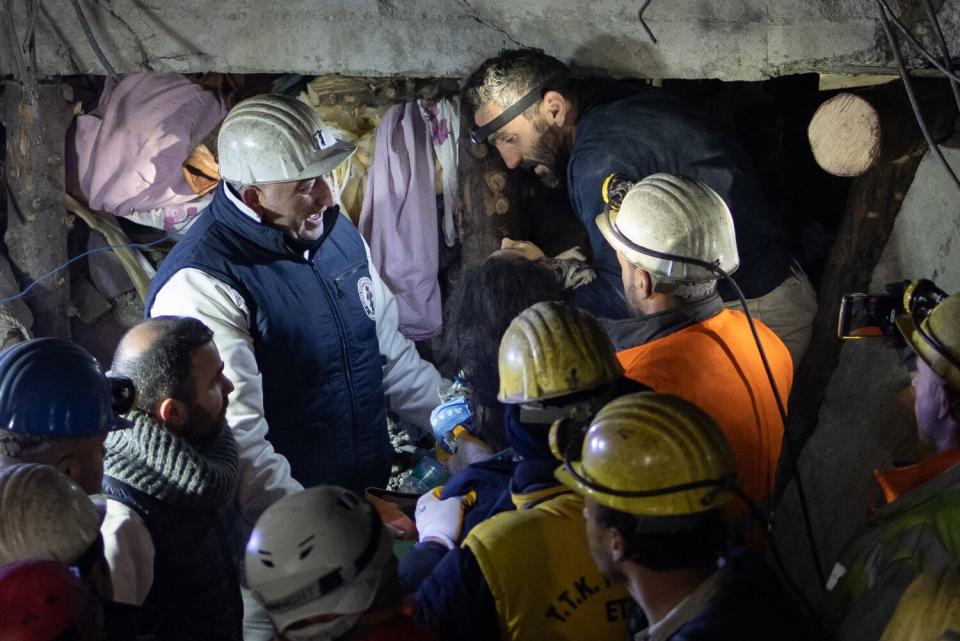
[245,485,432,641]
[144,94,444,638]
[823,292,960,641]
[463,48,817,367]
[0,338,133,494]
[413,301,639,641]
[597,173,792,510]
[99,317,241,640]
[0,559,104,641]
[0,463,131,639]
[556,392,818,640]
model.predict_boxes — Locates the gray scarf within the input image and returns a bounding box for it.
[104,410,239,513]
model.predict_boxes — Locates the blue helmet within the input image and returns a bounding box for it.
[0,338,133,438]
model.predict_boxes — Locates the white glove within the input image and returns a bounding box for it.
[415,488,477,549]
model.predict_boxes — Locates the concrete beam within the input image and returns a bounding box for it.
[1,0,957,81]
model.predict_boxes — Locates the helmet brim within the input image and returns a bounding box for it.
[896,312,960,389]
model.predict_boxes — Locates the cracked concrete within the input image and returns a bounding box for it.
[1,0,958,80]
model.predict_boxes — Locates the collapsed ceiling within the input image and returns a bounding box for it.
[1,0,958,81]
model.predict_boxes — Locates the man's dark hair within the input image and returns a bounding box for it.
[595,505,730,572]
[111,317,215,413]
[441,256,562,450]
[463,48,570,115]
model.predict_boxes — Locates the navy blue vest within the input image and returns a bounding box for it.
[102,476,243,641]
[146,185,390,491]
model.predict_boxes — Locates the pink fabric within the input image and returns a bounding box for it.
[66,73,225,217]
[358,102,441,340]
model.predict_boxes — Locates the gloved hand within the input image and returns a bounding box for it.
[415,487,477,550]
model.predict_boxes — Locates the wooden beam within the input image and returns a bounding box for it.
[2,81,74,338]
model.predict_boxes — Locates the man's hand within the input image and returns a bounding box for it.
[415,488,478,549]
[498,238,546,261]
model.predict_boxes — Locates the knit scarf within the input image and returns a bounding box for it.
[104,410,239,513]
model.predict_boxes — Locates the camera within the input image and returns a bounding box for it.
[837,279,947,343]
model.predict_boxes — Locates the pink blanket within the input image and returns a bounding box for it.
[66,73,225,217]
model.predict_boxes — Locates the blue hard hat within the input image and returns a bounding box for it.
[0,338,132,437]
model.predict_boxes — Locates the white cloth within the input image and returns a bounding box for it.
[101,499,154,606]
[150,188,444,534]
[420,97,460,247]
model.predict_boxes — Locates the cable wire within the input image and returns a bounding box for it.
[0,236,174,307]
[875,0,960,193]
[69,0,119,81]
[729,486,821,622]
[875,0,960,84]
[920,0,960,114]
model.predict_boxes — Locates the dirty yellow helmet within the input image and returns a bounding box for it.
[880,563,960,641]
[497,301,623,404]
[896,293,960,391]
[555,392,737,518]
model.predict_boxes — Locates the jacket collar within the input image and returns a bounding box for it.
[210,182,340,257]
[601,293,724,351]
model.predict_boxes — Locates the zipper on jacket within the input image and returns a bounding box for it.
[312,262,362,470]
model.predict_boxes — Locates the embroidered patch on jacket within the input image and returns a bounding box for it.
[357,276,376,321]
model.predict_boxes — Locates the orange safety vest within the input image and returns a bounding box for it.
[616,309,792,509]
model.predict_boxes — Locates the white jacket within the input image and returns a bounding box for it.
[149,189,444,534]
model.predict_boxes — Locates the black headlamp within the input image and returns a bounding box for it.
[469,73,564,145]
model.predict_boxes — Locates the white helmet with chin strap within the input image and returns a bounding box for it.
[217,94,356,185]
[245,486,393,641]
[596,173,739,283]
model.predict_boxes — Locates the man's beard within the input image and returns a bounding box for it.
[524,120,570,189]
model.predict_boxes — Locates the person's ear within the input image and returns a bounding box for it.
[157,398,188,432]
[240,185,263,211]
[608,526,627,564]
[539,90,569,126]
[636,268,655,300]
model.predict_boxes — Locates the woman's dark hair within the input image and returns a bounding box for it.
[441,256,562,450]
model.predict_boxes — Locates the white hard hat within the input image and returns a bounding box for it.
[0,463,101,567]
[245,486,392,641]
[596,173,739,283]
[217,94,357,185]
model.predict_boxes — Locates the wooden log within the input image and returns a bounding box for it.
[808,92,881,177]
[455,100,524,269]
[2,81,74,338]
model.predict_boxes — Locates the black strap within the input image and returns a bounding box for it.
[470,73,564,145]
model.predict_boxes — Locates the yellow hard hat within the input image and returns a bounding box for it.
[497,301,623,404]
[880,563,960,641]
[555,392,737,517]
[896,293,960,391]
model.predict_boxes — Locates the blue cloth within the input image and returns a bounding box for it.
[399,452,515,593]
[145,185,390,491]
[102,476,242,641]
[567,80,793,319]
